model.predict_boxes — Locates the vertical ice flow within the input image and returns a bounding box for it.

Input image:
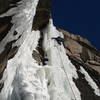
[43,19,81,100]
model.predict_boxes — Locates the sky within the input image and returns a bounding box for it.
[51,0,100,50]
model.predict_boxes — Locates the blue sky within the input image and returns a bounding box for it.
[52,0,100,50]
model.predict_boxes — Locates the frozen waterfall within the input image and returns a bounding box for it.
[0,0,100,100]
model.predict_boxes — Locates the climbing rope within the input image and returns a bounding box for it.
[43,30,78,100]
[56,43,77,100]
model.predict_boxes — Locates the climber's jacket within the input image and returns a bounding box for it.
[52,36,64,45]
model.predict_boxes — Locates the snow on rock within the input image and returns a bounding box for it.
[80,66,100,96]
[0,0,39,54]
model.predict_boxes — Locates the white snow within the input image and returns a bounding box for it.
[80,66,100,96]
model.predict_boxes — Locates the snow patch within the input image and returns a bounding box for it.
[80,66,100,96]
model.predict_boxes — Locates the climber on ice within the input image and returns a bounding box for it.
[52,36,64,45]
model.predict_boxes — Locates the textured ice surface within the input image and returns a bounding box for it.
[0,0,39,53]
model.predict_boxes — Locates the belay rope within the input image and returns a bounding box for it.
[56,44,77,100]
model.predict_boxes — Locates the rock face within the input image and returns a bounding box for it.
[32,0,51,30]
[58,29,100,74]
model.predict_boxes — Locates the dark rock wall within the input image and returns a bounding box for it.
[0,0,21,14]
[69,56,100,100]
[59,29,100,74]
[32,0,51,30]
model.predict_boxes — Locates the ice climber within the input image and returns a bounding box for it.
[52,36,64,45]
